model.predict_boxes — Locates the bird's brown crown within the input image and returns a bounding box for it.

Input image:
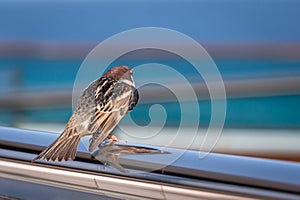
[104,66,133,81]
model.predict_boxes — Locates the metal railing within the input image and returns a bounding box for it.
[0,126,300,199]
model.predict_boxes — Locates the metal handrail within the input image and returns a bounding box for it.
[1,126,300,199]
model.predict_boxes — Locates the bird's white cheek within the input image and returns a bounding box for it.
[121,79,135,87]
[119,90,132,99]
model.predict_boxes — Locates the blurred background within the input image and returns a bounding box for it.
[0,0,299,161]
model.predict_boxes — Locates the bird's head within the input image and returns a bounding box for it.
[104,66,135,86]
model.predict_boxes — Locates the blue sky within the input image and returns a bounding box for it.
[0,0,299,43]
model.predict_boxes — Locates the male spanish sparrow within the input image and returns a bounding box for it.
[33,66,139,162]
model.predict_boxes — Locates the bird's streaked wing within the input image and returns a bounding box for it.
[88,77,136,151]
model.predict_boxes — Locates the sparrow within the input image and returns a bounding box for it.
[33,65,139,162]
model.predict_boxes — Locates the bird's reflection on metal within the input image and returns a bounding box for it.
[92,141,166,172]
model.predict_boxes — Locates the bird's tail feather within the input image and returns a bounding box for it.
[32,130,80,162]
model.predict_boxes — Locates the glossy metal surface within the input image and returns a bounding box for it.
[1,126,300,199]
